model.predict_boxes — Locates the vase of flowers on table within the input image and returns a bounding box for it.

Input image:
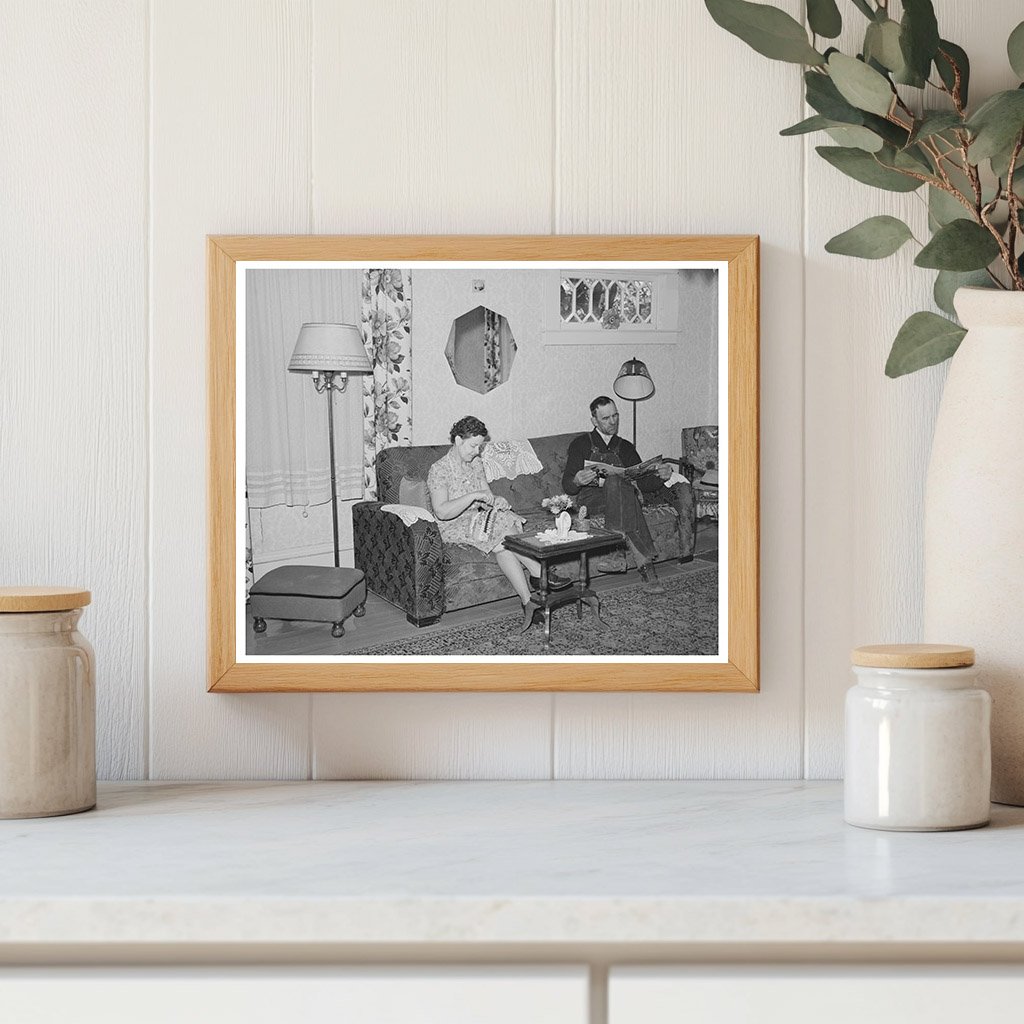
[542,494,575,539]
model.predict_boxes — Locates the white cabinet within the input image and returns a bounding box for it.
[609,967,1024,1024]
[0,967,588,1024]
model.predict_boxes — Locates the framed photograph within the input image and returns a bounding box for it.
[208,235,758,692]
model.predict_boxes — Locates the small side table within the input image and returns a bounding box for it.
[250,566,367,638]
[503,528,624,646]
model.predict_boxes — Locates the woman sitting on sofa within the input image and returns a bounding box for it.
[427,416,569,608]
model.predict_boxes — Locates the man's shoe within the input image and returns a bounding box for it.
[594,550,627,574]
[530,570,574,591]
[638,562,666,594]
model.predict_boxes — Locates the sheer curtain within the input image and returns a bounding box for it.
[245,269,363,508]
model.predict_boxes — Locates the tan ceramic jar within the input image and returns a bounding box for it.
[0,587,95,818]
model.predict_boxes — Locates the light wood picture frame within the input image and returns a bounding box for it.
[208,235,759,692]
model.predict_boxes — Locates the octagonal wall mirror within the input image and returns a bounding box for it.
[445,305,518,394]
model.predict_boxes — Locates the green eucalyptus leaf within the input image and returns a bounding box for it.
[780,114,834,136]
[805,70,867,123]
[935,40,970,106]
[864,19,905,74]
[990,134,1024,184]
[862,112,910,148]
[907,111,963,147]
[884,143,934,176]
[885,311,966,377]
[942,160,979,203]
[850,0,875,19]
[827,52,894,116]
[826,125,884,152]
[914,220,1001,271]
[933,270,992,317]
[1008,21,1024,80]
[816,145,923,191]
[807,0,841,39]
[705,0,825,64]
[899,0,940,83]
[825,215,914,258]
[928,185,970,227]
[967,89,1024,163]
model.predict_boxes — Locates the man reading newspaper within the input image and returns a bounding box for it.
[562,396,696,593]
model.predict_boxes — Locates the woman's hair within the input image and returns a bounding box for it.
[450,416,488,444]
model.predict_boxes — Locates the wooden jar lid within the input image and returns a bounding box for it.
[0,587,91,613]
[851,643,974,669]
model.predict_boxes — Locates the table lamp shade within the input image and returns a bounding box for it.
[613,357,655,400]
[288,323,371,374]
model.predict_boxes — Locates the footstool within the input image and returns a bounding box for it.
[250,565,367,638]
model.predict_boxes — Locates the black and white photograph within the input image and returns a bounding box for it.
[239,259,725,661]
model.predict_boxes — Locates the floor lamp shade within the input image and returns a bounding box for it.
[287,323,371,375]
[613,357,655,400]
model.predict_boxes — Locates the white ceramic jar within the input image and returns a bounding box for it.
[844,644,990,832]
[0,587,95,818]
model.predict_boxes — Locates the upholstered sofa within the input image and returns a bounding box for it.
[352,433,695,627]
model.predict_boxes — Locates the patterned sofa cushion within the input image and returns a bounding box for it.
[398,475,432,511]
[507,433,578,512]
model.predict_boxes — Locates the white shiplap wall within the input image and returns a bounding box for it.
[4,0,1013,780]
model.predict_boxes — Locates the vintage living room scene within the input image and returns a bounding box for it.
[244,266,721,657]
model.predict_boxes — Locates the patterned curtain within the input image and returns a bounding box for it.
[483,307,502,392]
[361,269,413,498]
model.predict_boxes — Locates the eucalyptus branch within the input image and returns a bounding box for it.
[919,138,951,179]
[963,151,984,210]
[935,47,966,115]
[986,267,1007,289]
[978,203,1018,287]
[893,93,916,121]
[1006,137,1024,288]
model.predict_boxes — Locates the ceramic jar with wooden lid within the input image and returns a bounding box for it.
[845,644,990,832]
[0,587,95,818]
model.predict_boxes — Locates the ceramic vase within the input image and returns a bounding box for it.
[0,607,96,817]
[555,510,571,539]
[923,287,1024,805]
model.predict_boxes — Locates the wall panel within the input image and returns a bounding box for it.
[0,0,148,778]
[551,0,806,777]
[307,0,558,778]
[148,0,313,778]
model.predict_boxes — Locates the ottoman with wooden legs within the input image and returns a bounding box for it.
[249,566,367,638]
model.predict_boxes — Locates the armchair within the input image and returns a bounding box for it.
[681,425,719,521]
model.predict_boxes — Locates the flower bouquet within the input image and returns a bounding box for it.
[541,494,575,515]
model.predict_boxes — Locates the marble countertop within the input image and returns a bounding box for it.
[2,780,1024,948]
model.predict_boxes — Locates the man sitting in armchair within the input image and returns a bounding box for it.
[562,395,695,593]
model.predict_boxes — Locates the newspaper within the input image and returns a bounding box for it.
[584,454,665,481]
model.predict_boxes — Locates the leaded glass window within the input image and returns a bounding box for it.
[559,277,654,328]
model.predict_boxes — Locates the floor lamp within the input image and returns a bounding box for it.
[613,356,655,447]
[288,323,372,567]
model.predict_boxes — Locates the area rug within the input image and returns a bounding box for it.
[348,564,719,657]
